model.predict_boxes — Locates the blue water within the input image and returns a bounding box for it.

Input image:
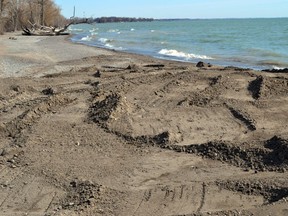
[69,18,288,70]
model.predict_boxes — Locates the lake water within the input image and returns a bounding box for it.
[69,18,288,70]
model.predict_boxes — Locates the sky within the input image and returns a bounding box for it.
[54,0,288,19]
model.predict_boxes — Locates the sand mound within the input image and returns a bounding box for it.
[88,93,122,125]
[218,178,288,203]
[169,136,288,172]
[61,180,102,210]
[248,75,288,99]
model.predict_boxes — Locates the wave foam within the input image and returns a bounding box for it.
[69,27,83,32]
[99,38,113,43]
[159,49,213,60]
[89,28,98,33]
[105,43,114,48]
[98,38,116,49]
[81,35,93,41]
[273,66,285,70]
[108,29,119,33]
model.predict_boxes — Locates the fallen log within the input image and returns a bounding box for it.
[22,19,90,36]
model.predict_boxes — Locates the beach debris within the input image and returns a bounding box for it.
[22,23,70,36]
[10,85,21,92]
[93,70,101,78]
[144,64,165,68]
[90,81,100,87]
[22,19,90,36]
[262,68,288,73]
[0,149,6,156]
[126,64,140,72]
[126,64,134,70]
[42,87,55,95]
[221,66,251,71]
[101,65,127,72]
[196,61,205,67]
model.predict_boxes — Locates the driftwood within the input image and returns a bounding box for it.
[22,19,90,36]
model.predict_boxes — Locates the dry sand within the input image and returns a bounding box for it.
[0,32,288,216]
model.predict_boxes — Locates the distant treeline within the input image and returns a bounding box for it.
[93,17,154,23]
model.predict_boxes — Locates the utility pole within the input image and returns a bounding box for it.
[70,5,75,19]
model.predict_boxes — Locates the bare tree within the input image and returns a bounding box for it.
[5,0,20,31]
[0,0,5,34]
[39,0,44,25]
[0,0,4,13]
[1,0,67,33]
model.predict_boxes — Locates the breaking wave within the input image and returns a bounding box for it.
[89,28,98,33]
[69,27,83,32]
[99,38,113,48]
[81,35,93,41]
[159,49,213,60]
[98,38,109,43]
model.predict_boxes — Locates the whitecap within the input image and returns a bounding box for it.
[89,28,99,33]
[69,27,83,32]
[159,49,213,60]
[105,43,114,48]
[272,66,285,70]
[131,28,135,31]
[99,38,109,43]
[108,29,119,33]
[81,35,92,41]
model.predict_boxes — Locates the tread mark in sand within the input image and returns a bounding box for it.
[132,189,152,216]
[0,172,35,209]
[196,183,206,213]
[179,185,185,199]
[44,192,57,213]
[225,104,256,131]
[144,189,152,201]
[171,188,176,201]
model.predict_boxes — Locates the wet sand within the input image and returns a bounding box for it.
[0,33,288,216]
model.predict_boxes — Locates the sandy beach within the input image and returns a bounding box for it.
[0,32,288,216]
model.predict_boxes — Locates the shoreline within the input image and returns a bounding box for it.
[68,18,288,71]
[0,32,288,216]
[0,32,192,77]
[1,32,286,77]
[67,32,288,72]
[0,32,114,77]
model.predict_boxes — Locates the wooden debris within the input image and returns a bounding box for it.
[22,19,90,36]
